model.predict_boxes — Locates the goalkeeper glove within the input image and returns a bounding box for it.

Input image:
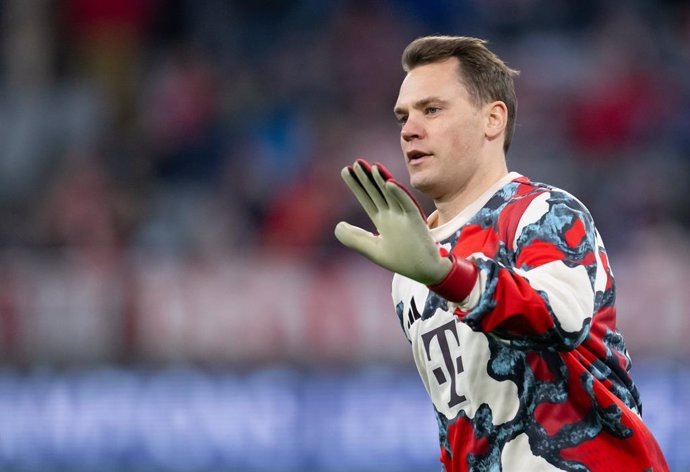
[335,159,477,301]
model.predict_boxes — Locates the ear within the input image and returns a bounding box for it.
[484,101,507,141]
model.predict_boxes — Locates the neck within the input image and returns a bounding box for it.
[432,160,509,227]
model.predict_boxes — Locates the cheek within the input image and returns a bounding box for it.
[452,118,484,149]
[443,126,475,156]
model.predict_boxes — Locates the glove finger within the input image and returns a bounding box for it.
[354,160,389,210]
[334,221,379,259]
[341,166,377,219]
[371,165,396,209]
[369,161,426,218]
[373,161,394,181]
[385,180,428,221]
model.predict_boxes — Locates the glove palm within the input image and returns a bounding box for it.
[335,160,451,285]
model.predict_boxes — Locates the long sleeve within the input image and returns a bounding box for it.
[392,176,668,472]
[443,187,606,351]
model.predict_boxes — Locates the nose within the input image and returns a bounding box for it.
[401,116,423,142]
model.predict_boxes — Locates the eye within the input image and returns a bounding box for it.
[395,115,408,126]
[425,106,440,115]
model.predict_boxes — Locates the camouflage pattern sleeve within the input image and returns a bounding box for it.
[452,187,606,351]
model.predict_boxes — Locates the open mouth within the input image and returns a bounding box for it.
[407,150,431,162]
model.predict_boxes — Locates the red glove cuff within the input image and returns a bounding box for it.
[427,255,478,303]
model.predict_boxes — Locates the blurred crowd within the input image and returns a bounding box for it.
[0,0,689,368]
[1,0,688,259]
[0,4,688,468]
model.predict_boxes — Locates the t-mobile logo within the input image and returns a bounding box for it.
[421,320,467,408]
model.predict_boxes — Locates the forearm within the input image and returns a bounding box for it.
[450,256,594,350]
[426,192,602,350]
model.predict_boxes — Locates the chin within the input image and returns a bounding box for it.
[409,176,436,196]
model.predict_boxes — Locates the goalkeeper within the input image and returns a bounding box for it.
[335,35,668,472]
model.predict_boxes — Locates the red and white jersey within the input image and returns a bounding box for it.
[392,173,668,472]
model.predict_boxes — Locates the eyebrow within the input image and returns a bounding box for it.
[393,97,448,116]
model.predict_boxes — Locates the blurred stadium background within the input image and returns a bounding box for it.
[0,0,688,470]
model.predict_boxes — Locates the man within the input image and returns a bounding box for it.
[335,36,668,472]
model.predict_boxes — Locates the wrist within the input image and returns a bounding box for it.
[427,255,478,302]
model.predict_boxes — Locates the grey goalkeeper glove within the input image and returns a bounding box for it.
[335,160,477,301]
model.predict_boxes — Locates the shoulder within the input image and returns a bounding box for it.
[506,176,592,218]
[498,176,596,250]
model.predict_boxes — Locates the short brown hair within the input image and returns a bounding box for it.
[402,36,519,154]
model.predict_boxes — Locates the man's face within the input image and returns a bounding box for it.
[394,58,486,200]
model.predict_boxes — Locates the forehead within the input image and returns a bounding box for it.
[396,58,468,108]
